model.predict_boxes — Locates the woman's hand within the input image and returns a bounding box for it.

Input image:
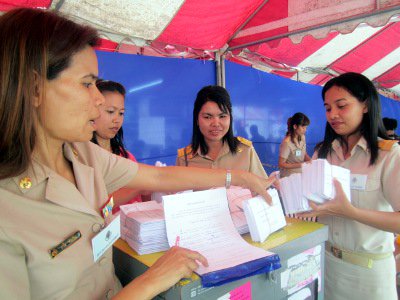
[241,171,277,205]
[144,246,208,294]
[116,246,208,299]
[299,178,356,219]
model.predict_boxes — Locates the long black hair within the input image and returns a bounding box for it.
[0,8,99,179]
[317,72,388,165]
[286,112,310,143]
[91,80,129,158]
[191,85,239,155]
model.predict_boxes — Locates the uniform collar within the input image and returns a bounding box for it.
[197,142,230,160]
[13,143,99,217]
[12,159,49,194]
[332,136,369,158]
[12,143,78,194]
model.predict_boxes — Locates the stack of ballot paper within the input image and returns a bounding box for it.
[163,188,281,287]
[243,189,286,243]
[280,159,351,214]
[120,188,254,254]
[280,173,307,214]
[226,186,253,234]
[120,201,170,255]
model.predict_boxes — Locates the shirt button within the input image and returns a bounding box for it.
[92,223,104,233]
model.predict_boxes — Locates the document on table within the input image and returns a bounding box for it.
[163,188,280,279]
[119,201,169,254]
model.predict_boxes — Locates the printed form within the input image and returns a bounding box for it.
[163,188,276,275]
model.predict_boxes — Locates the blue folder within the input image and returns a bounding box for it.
[199,253,281,287]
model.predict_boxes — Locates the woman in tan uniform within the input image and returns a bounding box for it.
[176,85,268,179]
[91,80,145,213]
[0,9,276,300]
[278,112,311,178]
[302,73,400,300]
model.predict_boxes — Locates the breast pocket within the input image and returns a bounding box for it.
[351,178,381,209]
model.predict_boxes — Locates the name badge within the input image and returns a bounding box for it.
[350,174,367,190]
[295,149,301,157]
[91,215,120,262]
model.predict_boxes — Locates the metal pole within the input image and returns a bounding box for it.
[215,52,226,88]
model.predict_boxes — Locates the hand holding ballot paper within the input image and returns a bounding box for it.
[163,188,281,287]
[279,159,351,215]
[243,189,286,243]
[301,177,355,218]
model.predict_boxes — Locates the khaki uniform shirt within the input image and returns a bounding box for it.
[279,136,308,178]
[176,137,268,178]
[0,142,138,299]
[315,138,400,254]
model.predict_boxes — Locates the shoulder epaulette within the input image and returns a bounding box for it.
[378,140,397,151]
[237,136,252,147]
[177,145,192,157]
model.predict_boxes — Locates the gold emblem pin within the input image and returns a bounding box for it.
[19,177,32,189]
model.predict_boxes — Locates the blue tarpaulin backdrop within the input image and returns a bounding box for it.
[97,51,400,174]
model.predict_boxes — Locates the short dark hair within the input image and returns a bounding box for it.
[96,79,126,96]
[0,8,99,180]
[317,72,387,165]
[191,85,239,155]
[92,80,129,158]
[286,112,310,143]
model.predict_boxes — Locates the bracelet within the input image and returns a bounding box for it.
[225,169,231,189]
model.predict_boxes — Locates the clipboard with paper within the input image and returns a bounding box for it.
[163,188,281,287]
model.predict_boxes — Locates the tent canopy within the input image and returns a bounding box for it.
[1,0,399,100]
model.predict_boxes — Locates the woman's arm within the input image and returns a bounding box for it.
[278,139,304,169]
[125,164,276,204]
[278,156,302,169]
[114,246,208,300]
[111,188,144,206]
[249,147,268,178]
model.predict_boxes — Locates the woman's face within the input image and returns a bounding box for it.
[94,91,125,140]
[294,124,307,136]
[198,101,230,144]
[324,85,368,137]
[39,46,104,143]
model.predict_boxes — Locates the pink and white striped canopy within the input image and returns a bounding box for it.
[1,0,399,99]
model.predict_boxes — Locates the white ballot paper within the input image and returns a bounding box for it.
[280,159,351,214]
[163,188,277,275]
[243,189,286,243]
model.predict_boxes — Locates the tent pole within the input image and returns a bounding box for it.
[216,52,226,88]
[221,54,226,88]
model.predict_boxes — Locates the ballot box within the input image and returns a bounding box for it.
[113,218,328,300]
